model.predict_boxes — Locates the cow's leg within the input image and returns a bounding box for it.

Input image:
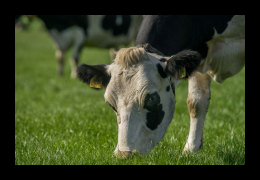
[71,44,84,79]
[183,72,211,153]
[70,28,86,79]
[55,49,65,76]
[71,55,80,79]
[49,30,68,77]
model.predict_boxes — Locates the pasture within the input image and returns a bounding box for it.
[15,23,245,165]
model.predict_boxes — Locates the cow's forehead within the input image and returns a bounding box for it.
[106,48,171,100]
[109,47,167,73]
[108,56,161,76]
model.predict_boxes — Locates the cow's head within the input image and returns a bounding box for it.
[77,46,201,158]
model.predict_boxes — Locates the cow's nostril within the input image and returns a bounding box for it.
[114,150,133,159]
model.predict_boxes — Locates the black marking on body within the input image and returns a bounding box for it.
[37,15,88,33]
[136,15,234,58]
[144,92,165,130]
[157,64,168,78]
[102,15,131,36]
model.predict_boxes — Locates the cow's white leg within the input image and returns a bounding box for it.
[70,57,79,79]
[56,49,65,76]
[184,72,211,153]
[70,28,85,79]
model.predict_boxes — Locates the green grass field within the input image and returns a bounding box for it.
[15,25,245,165]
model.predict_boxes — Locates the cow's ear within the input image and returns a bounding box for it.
[77,64,111,89]
[166,50,202,79]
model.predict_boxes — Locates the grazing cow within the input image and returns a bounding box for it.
[77,15,245,158]
[36,15,142,78]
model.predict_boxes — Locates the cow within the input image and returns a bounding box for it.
[77,15,245,158]
[32,15,142,78]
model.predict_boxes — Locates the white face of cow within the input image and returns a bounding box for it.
[105,53,176,155]
[77,47,201,158]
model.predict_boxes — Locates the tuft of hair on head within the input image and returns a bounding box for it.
[114,47,148,68]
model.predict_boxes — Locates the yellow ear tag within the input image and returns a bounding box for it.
[179,67,187,79]
[90,76,103,89]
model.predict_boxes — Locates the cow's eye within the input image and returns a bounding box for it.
[144,93,160,111]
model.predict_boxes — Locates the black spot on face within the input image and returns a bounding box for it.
[156,64,168,79]
[166,85,170,92]
[144,93,160,111]
[146,109,165,130]
[144,92,165,130]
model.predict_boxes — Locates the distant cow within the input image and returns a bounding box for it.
[34,15,142,78]
[77,15,245,158]
[15,15,142,78]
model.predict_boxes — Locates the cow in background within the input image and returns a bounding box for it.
[34,15,142,78]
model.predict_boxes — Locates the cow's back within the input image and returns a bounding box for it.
[87,15,143,48]
[37,15,143,49]
[136,15,235,58]
[37,15,88,33]
[136,15,245,83]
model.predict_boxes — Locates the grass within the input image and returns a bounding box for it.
[15,25,245,165]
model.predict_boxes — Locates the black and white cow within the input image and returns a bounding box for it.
[77,15,245,158]
[35,15,142,78]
